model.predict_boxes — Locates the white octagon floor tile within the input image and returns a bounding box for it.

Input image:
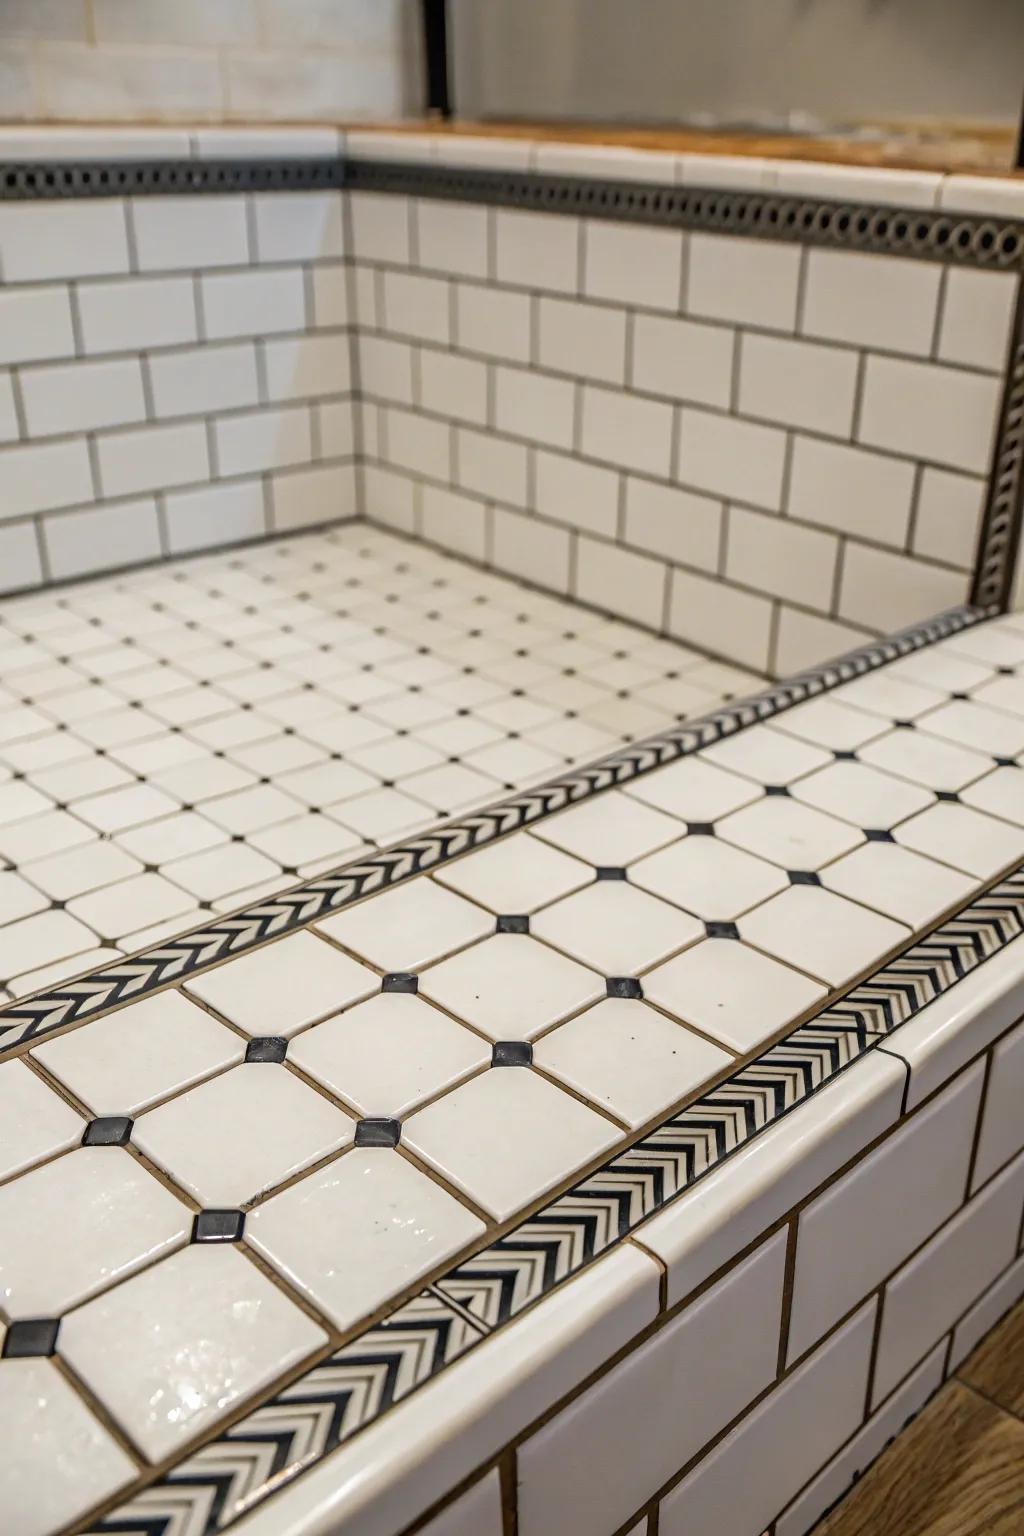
[434,832,593,915]
[419,933,605,1040]
[717,795,863,871]
[317,877,494,972]
[0,1058,83,1180]
[893,801,1024,879]
[184,930,378,1036]
[532,789,684,866]
[630,835,789,920]
[739,886,911,987]
[642,938,827,1053]
[529,879,704,974]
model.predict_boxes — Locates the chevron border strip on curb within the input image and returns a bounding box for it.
[82,860,1024,1536]
[0,602,988,1057]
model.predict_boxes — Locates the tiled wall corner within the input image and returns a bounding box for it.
[0,180,357,593]
[351,147,1018,675]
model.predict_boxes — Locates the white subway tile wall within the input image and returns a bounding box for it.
[0,187,355,587]
[354,184,1015,673]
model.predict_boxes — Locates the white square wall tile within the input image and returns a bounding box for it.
[516,1233,786,1536]
[494,365,575,450]
[134,1062,355,1207]
[535,997,731,1129]
[290,992,490,1118]
[403,1065,619,1219]
[435,832,591,915]
[801,249,941,356]
[659,1304,876,1536]
[872,1151,1024,1404]
[644,936,826,1052]
[247,1150,484,1330]
[419,934,603,1041]
[456,281,531,363]
[33,987,244,1115]
[184,930,377,1036]
[60,1244,326,1461]
[787,1062,985,1362]
[0,1359,135,1536]
[938,268,1018,372]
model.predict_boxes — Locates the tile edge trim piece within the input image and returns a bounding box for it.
[0,602,987,1054]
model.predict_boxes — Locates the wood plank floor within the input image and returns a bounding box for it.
[815,1299,1024,1536]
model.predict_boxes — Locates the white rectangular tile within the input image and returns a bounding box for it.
[457,425,528,506]
[517,1235,786,1536]
[938,268,1018,372]
[0,438,94,520]
[533,449,620,539]
[971,1016,1024,1192]
[20,356,145,437]
[0,522,42,592]
[420,484,488,562]
[838,541,966,632]
[0,200,129,281]
[359,335,415,405]
[43,498,161,580]
[912,467,984,570]
[252,191,344,263]
[387,405,450,481]
[667,566,774,672]
[492,507,570,592]
[787,1062,984,1362]
[495,365,575,450]
[580,385,674,476]
[801,249,941,356]
[738,332,859,437]
[496,208,579,294]
[0,285,75,365]
[948,1252,1024,1372]
[98,421,210,497]
[164,478,267,554]
[787,436,915,548]
[271,463,356,531]
[78,274,197,355]
[416,199,488,279]
[382,270,451,345]
[200,267,306,340]
[624,477,722,574]
[351,192,412,263]
[149,341,259,419]
[678,407,787,510]
[575,535,666,627]
[132,194,249,270]
[539,295,627,385]
[858,354,1002,474]
[584,219,684,311]
[660,1304,876,1536]
[872,1150,1024,1403]
[215,405,312,477]
[262,333,351,403]
[687,233,800,330]
[726,505,838,610]
[632,312,733,408]
[456,281,531,363]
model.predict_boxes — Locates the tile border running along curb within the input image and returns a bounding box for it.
[80,852,1024,1536]
[0,602,988,1054]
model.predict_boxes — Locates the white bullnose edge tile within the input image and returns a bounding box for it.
[774,160,942,208]
[939,175,1024,219]
[417,1470,503,1536]
[878,933,1024,1110]
[635,1052,905,1307]
[516,1234,786,1536]
[229,1245,660,1536]
[774,1341,946,1536]
[948,1251,1024,1372]
[659,1302,876,1536]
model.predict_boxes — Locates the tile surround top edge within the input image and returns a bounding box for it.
[0,525,1021,1536]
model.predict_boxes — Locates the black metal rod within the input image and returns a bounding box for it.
[421,0,451,118]
[1016,87,1024,170]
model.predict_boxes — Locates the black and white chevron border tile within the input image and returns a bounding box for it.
[0,602,987,1057]
[80,860,1024,1536]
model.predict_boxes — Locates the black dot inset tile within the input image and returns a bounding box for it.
[82,1116,133,1147]
[705,921,740,939]
[606,976,643,999]
[496,914,530,934]
[491,1040,533,1067]
[192,1209,246,1244]
[764,785,790,798]
[864,828,896,843]
[245,1036,288,1063]
[935,790,961,803]
[355,1117,402,1148]
[893,720,915,730]
[685,821,716,837]
[788,870,821,886]
[594,866,628,881]
[997,665,1016,675]
[382,972,418,994]
[2,1318,60,1358]
[950,691,969,701]
[833,749,858,762]
[993,756,1018,768]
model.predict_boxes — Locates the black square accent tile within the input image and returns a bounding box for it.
[864,828,896,842]
[833,749,858,761]
[3,1318,60,1358]
[893,720,915,730]
[82,1116,133,1147]
[685,822,716,836]
[950,691,970,701]
[594,866,628,881]
[606,976,643,999]
[496,914,530,934]
[192,1209,246,1244]
[764,785,790,797]
[382,972,419,994]
[993,756,1018,768]
[245,1036,288,1063]
[491,1040,534,1067]
[788,870,822,886]
[935,790,961,802]
[705,921,740,939]
[997,665,1016,675]
[355,1117,402,1148]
